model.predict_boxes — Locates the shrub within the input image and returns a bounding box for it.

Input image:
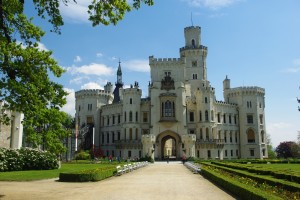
[75,150,90,160]
[0,147,58,172]
[59,167,116,182]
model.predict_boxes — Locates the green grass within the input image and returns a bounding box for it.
[250,163,300,171]
[0,162,121,181]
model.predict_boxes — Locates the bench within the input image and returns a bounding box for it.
[184,162,201,174]
[116,165,124,175]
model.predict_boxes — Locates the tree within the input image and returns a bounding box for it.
[0,0,153,153]
[275,141,299,158]
[266,134,276,159]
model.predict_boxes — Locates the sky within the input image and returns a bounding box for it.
[24,0,300,148]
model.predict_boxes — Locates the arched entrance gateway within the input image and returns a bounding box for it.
[156,131,182,160]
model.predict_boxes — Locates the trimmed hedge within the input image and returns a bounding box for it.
[201,166,281,200]
[59,167,116,182]
[0,147,59,172]
[204,162,300,193]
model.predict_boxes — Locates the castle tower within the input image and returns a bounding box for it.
[113,61,124,103]
[180,26,208,92]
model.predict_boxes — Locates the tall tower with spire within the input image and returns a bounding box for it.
[113,60,124,103]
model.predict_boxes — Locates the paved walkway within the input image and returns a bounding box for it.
[0,162,236,200]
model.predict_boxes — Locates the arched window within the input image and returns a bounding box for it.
[199,111,202,121]
[211,110,214,121]
[130,98,132,104]
[192,39,195,47]
[247,129,255,143]
[129,128,132,140]
[124,112,126,122]
[261,131,265,143]
[205,110,209,121]
[205,128,209,140]
[162,100,175,117]
[129,111,133,122]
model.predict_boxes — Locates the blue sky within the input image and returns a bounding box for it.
[25,0,300,148]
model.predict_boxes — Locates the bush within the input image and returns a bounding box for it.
[75,150,90,160]
[0,147,58,172]
[139,155,154,163]
[59,167,116,182]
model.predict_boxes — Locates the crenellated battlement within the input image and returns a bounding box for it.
[214,100,237,107]
[75,89,112,98]
[149,56,184,65]
[226,86,265,96]
[179,45,207,52]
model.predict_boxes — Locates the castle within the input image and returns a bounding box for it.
[75,26,268,160]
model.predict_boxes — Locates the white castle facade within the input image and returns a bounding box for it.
[75,26,268,160]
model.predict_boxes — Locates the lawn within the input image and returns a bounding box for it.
[251,163,300,171]
[0,161,120,181]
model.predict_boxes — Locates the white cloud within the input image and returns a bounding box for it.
[69,76,89,84]
[267,122,291,133]
[61,88,76,116]
[60,0,90,23]
[123,59,150,72]
[283,58,300,73]
[74,55,82,62]
[67,63,114,76]
[37,42,48,51]
[81,82,103,90]
[183,0,241,9]
[96,52,103,57]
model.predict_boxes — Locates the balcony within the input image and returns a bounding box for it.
[114,140,142,149]
[196,139,225,149]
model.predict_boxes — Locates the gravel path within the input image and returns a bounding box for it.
[0,161,236,200]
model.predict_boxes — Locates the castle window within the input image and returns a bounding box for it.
[261,131,265,143]
[192,74,198,79]
[225,150,228,157]
[231,150,233,157]
[143,112,148,123]
[129,128,132,140]
[230,132,232,143]
[224,131,227,143]
[165,71,171,77]
[117,131,120,140]
[236,149,239,157]
[101,133,104,144]
[199,111,202,121]
[207,150,211,158]
[189,111,194,122]
[192,60,197,67]
[107,117,109,125]
[229,114,232,124]
[135,128,138,140]
[205,128,209,140]
[247,114,253,124]
[250,149,255,157]
[247,129,255,143]
[162,100,175,117]
[112,115,115,124]
[235,132,238,143]
[223,114,226,123]
[88,104,92,111]
[200,128,203,140]
[124,112,126,122]
[129,111,133,122]
[234,115,237,124]
[128,150,132,158]
[192,39,195,48]
[112,132,115,143]
[106,132,109,144]
[217,113,220,123]
[130,98,132,104]
[205,110,209,121]
[211,110,214,121]
[259,114,263,124]
[78,105,81,111]
[118,114,121,124]
[205,97,208,103]
[136,112,138,122]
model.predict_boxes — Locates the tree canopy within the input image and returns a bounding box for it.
[275,141,300,158]
[0,0,153,153]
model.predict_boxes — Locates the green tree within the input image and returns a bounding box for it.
[275,141,299,158]
[0,0,153,154]
[266,134,276,159]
